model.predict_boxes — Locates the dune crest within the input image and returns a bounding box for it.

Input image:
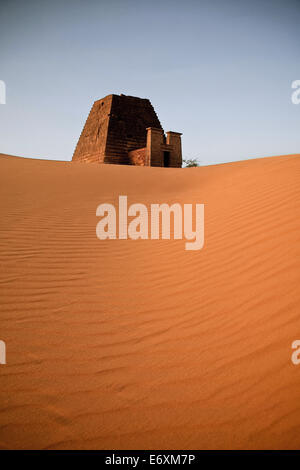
[0,153,300,449]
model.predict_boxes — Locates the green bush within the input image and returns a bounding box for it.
[183,158,200,168]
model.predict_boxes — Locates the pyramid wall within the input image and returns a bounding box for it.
[72,94,162,164]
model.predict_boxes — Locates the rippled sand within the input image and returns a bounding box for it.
[0,153,300,449]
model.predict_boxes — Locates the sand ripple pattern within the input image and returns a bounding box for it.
[0,153,300,449]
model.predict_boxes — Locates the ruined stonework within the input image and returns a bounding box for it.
[72,94,182,167]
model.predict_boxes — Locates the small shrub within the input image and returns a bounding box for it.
[183,158,200,168]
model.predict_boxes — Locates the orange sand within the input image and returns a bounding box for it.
[0,153,300,450]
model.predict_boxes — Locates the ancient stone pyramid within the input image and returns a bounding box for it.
[72,94,163,165]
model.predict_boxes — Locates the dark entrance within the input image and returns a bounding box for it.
[163,151,170,167]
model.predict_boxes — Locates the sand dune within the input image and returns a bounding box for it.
[0,153,300,449]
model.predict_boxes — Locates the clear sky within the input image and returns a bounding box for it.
[1,0,300,165]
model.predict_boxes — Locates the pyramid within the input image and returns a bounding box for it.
[72,94,182,167]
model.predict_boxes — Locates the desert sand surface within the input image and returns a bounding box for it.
[0,152,300,450]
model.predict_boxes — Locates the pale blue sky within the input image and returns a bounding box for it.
[0,0,300,165]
